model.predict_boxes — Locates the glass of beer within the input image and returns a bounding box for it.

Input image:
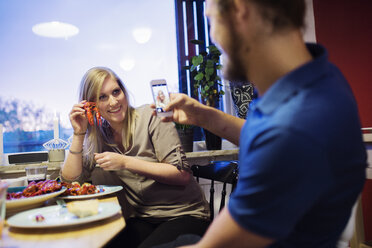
[25,166,48,184]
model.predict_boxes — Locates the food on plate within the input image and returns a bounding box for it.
[6,180,62,200]
[66,199,99,218]
[35,214,45,222]
[60,182,103,196]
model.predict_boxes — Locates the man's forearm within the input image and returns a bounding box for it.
[190,208,274,248]
[200,106,245,146]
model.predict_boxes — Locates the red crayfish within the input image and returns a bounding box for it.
[61,182,101,196]
[84,102,102,126]
[7,180,63,199]
[22,180,62,197]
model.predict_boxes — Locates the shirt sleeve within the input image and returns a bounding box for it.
[148,113,191,172]
[59,158,93,184]
[228,127,331,239]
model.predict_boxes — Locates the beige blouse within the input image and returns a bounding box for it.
[65,105,210,221]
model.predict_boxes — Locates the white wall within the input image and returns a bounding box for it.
[303,0,317,43]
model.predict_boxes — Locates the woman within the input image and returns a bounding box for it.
[61,67,210,248]
[156,89,169,109]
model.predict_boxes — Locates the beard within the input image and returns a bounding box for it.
[221,22,251,87]
[222,54,247,87]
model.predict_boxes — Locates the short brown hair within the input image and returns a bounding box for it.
[216,0,306,30]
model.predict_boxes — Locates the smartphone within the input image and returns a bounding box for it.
[150,79,173,117]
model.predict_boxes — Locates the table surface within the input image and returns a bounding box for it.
[0,149,240,177]
[0,196,125,248]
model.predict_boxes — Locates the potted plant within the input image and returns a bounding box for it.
[184,39,225,150]
[186,40,225,107]
[175,123,194,152]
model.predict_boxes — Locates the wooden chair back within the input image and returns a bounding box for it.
[191,161,238,220]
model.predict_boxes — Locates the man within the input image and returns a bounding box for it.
[158,0,367,247]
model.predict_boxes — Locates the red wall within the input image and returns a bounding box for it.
[313,0,372,127]
[313,0,372,241]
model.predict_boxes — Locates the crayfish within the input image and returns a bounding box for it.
[22,180,62,197]
[7,180,63,199]
[84,102,102,126]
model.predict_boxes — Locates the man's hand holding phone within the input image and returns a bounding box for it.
[150,79,173,117]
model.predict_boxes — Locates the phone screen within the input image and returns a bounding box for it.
[150,80,173,117]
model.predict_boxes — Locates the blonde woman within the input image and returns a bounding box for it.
[156,89,169,109]
[61,67,210,248]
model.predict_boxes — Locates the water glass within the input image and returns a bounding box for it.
[0,181,8,237]
[25,166,48,184]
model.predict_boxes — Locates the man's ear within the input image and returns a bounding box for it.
[233,0,250,22]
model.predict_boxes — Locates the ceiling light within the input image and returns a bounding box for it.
[132,28,152,44]
[119,59,135,71]
[32,21,79,39]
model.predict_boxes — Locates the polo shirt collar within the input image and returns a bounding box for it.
[253,43,329,115]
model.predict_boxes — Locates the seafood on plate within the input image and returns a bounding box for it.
[7,180,63,200]
[60,182,103,196]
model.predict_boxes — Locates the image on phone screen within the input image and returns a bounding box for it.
[150,79,173,117]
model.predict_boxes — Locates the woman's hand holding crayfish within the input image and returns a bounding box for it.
[69,100,89,134]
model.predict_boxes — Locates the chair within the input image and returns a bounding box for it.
[191,161,238,220]
[338,200,358,248]
[350,196,372,248]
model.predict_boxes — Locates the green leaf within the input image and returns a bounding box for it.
[192,55,203,66]
[190,64,197,72]
[205,74,210,81]
[208,45,218,52]
[205,67,214,76]
[206,60,214,68]
[194,73,204,81]
[208,81,214,87]
[220,90,225,95]
[191,39,204,45]
[175,122,193,130]
[216,65,222,70]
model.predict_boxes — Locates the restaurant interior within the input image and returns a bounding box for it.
[0,0,371,247]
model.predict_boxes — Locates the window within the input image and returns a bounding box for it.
[174,0,231,140]
[0,0,178,153]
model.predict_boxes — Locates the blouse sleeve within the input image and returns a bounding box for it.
[148,112,191,172]
[59,157,94,184]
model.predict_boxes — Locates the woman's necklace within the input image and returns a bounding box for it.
[106,125,125,155]
[114,135,125,153]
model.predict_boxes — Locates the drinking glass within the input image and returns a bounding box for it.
[25,166,48,184]
[0,181,8,237]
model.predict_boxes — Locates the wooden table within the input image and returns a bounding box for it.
[0,196,125,248]
[0,149,240,180]
[186,149,239,166]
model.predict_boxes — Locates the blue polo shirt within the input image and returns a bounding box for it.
[228,43,367,247]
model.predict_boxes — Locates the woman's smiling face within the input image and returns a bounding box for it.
[97,75,128,126]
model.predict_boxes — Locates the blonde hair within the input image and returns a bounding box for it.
[79,67,137,168]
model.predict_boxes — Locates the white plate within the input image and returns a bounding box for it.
[6,187,67,210]
[3,177,27,187]
[7,202,121,228]
[57,185,123,200]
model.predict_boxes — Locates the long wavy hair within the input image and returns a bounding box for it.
[78,67,137,169]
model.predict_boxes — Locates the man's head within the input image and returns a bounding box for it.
[215,0,306,31]
[206,0,306,85]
